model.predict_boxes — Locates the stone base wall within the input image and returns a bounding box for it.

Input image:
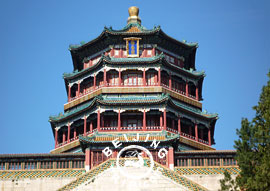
[0,169,237,191]
[183,174,237,191]
[0,177,76,191]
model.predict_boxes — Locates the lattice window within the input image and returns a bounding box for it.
[109,73,118,85]
[177,158,188,166]
[147,73,155,85]
[72,160,84,168]
[207,158,220,166]
[8,162,16,170]
[114,50,119,56]
[40,161,53,169]
[0,162,5,170]
[190,158,204,166]
[24,162,37,169]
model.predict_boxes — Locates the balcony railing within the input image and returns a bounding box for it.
[198,138,209,145]
[167,127,178,134]
[188,94,196,99]
[180,132,196,140]
[120,126,143,131]
[180,132,209,145]
[100,127,118,131]
[171,87,186,96]
[56,130,94,148]
[69,82,198,103]
[161,83,169,89]
[56,127,209,148]
[161,83,186,96]
[146,126,162,131]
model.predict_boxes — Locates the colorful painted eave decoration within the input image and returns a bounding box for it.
[79,130,179,144]
[0,169,85,179]
[49,94,217,123]
[63,53,205,80]
[49,98,96,122]
[175,166,240,175]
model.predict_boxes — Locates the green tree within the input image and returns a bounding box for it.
[220,71,270,191]
[219,170,239,191]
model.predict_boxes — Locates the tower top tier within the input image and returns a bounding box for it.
[127,6,141,25]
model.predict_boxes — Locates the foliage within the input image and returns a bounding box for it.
[219,170,239,191]
[220,71,270,190]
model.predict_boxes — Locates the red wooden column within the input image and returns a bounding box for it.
[196,86,199,100]
[178,117,181,134]
[111,48,114,57]
[154,73,157,85]
[62,131,66,143]
[143,110,146,131]
[90,150,94,168]
[67,123,71,143]
[120,49,123,58]
[186,81,189,96]
[77,82,81,97]
[195,123,198,141]
[54,129,58,148]
[142,49,146,57]
[113,150,118,158]
[73,127,77,139]
[118,110,121,131]
[169,73,172,90]
[168,147,174,170]
[68,86,71,102]
[90,121,93,133]
[84,116,87,136]
[163,109,167,130]
[152,47,155,56]
[94,74,96,89]
[143,69,146,86]
[208,129,212,146]
[158,68,161,86]
[97,109,101,131]
[160,113,163,128]
[85,148,91,171]
[104,68,107,87]
[118,69,122,86]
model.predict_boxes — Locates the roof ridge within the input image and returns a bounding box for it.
[104,23,159,33]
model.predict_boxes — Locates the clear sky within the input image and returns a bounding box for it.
[0,0,269,154]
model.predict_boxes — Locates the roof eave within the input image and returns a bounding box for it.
[159,29,198,49]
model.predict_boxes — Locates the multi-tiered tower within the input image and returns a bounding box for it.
[49,6,218,170]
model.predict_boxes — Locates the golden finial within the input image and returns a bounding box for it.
[127,6,141,25]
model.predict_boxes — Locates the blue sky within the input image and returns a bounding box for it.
[0,0,269,154]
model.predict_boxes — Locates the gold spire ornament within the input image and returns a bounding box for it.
[127,6,141,25]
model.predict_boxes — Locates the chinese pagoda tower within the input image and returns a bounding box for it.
[49,6,218,170]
